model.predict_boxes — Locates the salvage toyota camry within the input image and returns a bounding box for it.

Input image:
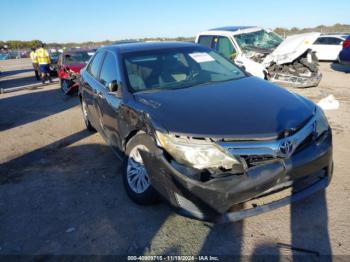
[79,42,333,222]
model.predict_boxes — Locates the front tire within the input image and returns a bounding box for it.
[122,133,159,205]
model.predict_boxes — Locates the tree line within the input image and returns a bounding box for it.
[1,24,349,50]
[274,23,350,37]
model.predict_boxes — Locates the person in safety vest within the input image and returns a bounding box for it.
[30,47,40,81]
[35,43,52,84]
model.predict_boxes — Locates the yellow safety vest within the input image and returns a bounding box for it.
[30,51,38,63]
[35,48,50,64]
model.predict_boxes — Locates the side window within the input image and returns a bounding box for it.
[198,35,214,48]
[328,37,342,45]
[214,36,236,59]
[87,51,105,78]
[99,52,119,87]
[314,38,326,45]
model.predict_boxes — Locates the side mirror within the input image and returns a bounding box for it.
[107,80,119,92]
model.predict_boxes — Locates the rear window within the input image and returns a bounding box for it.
[314,37,342,45]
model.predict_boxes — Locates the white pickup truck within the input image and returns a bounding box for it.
[196,26,322,88]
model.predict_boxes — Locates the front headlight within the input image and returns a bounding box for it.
[315,106,329,137]
[156,131,240,169]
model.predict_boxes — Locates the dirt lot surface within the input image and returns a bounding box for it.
[1,59,350,258]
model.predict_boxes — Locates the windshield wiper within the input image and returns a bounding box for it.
[187,78,238,89]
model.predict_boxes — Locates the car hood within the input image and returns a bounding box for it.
[263,32,321,65]
[134,77,315,140]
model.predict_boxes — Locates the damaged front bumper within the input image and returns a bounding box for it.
[270,72,322,88]
[141,130,333,222]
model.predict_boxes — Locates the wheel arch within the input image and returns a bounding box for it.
[123,129,146,152]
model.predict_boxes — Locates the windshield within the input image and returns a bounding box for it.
[123,47,245,93]
[234,30,283,51]
[64,51,91,65]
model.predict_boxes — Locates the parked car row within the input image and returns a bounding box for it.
[77,40,333,222]
[58,29,349,97]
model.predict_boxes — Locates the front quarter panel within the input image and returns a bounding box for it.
[117,99,165,151]
[234,54,266,79]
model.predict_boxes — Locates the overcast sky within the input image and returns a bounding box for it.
[0,0,349,42]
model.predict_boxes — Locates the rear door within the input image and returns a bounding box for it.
[95,51,124,151]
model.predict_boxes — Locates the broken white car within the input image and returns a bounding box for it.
[196,26,322,87]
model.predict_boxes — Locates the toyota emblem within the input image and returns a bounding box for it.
[279,139,294,157]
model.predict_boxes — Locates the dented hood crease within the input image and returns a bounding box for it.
[263,32,321,65]
[133,77,314,139]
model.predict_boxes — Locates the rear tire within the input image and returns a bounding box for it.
[122,133,159,205]
[81,98,96,132]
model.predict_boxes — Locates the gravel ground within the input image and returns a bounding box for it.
[0,59,350,259]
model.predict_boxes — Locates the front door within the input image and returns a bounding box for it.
[95,51,123,151]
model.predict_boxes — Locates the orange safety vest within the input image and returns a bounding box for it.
[35,48,50,64]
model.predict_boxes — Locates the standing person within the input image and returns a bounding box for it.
[30,47,40,80]
[36,43,52,84]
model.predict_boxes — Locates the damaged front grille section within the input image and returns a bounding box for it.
[167,112,317,176]
[266,50,322,88]
[218,114,316,167]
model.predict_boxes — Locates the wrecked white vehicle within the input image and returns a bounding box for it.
[196,26,322,87]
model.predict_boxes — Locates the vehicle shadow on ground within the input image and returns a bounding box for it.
[0,68,33,79]
[0,129,239,256]
[0,75,41,89]
[251,190,331,260]
[0,131,332,257]
[0,88,78,131]
[0,129,92,184]
[198,219,243,258]
[330,62,350,73]
[0,132,172,255]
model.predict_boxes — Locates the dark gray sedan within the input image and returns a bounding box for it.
[79,42,333,222]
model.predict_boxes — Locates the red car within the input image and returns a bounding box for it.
[57,50,94,95]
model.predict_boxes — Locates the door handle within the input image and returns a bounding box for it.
[94,89,103,98]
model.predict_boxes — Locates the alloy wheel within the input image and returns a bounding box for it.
[126,145,150,194]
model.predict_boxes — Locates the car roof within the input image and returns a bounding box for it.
[101,41,201,54]
[197,26,262,37]
[319,34,348,39]
[63,49,92,54]
[209,26,256,32]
